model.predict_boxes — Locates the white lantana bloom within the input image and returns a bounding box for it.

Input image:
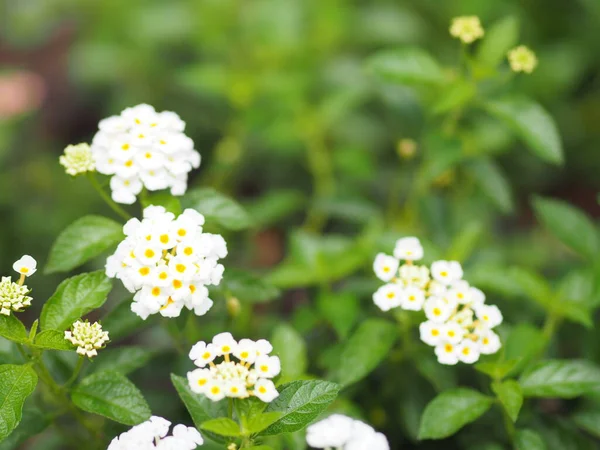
[91,104,201,204]
[372,237,503,365]
[450,16,484,44]
[187,333,280,403]
[393,236,423,261]
[0,277,32,316]
[64,320,109,358]
[306,414,389,450]
[105,206,225,320]
[107,415,203,450]
[59,143,96,176]
[13,255,37,277]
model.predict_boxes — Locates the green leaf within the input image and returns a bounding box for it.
[45,216,123,274]
[219,269,280,303]
[0,364,38,440]
[475,360,520,380]
[491,380,523,422]
[333,319,397,387]
[245,190,306,229]
[140,192,182,216]
[515,429,547,450]
[503,324,545,376]
[532,196,599,260]
[0,316,27,344]
[467,159,514,213]
[368,47,445,85]
[432,79,476,115]
[246,412,284,435]
[271,324,307,380]
[72,371,150,425]
[572,406,600,438]
[485,97,563,165]
[445,221,485,262]
[90,347,154,375]
[477,17,519,67]
[200,418,241,437]
[519,360,600,398]
[0,403,48,450]
[40,271,113,332]
[260,380,341,436]
[102,299,148,342]
[317,291,359,340]
[182,188,253,231]
[508,267,553,308]
[32,330,73,351]
[418,388,494,440]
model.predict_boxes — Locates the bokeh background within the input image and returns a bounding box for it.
[1,0,600,448]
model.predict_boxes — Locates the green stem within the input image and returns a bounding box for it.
[302,131,334,233]
[87,172,132,221]
[64,356,85,388]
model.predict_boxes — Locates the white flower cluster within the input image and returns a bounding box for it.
[64,320,110,358]
[450,16,484,44]
[91,104,200,204]
[0,255,37,316]
[187,332,280,403]
[306,414,389,450]
[108,416,203,450]
[106,206,226,320]
[373,237,503,365]
[59,143,96,176]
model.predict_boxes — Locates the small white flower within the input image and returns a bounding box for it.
[212,332,238,356]
[435,342,459,365]
[393,237,423,261]
[430,260,463,285]
[254,355,281,378]
[373,253,399,282]
[205,380,226,401]
[233,339,257,364]
[189,341,217,367]
[373,284,403,312]
[12,255,37,277]
[306,414,354,449]
[457,339,480,364]
[64,320,109,358]
[253,378,279,402]
[450,16,484,44]
[478,329,502,355]
[419,321,444,347]
[424,297,452,323]
[59,143,96,176]
[255,339,273,357]
[475,304,503,328]
[0,277,32,316]
[447,280,471,305]
[398,264,430,289]
[442,322,465,345]
[187,368,211,394]
[400,286,425,311]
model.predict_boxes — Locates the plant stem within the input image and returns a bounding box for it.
[64,356,85,388]
[87,172,132,221]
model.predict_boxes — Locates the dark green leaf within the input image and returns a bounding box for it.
[40,271,113,332]
[533,196,599,261]
[182,188,253,231]
[368,47,445,85]
[90,347,154,375]
[32,330,73,351]
[333,319,397,387]
[271,324,307,380]
[317,291,359,340]
[572,405,600,438]
[0,316,27,344]
[509,267,553,308]
[220,269,280,304]
[467,159,514,213]
[261,380,341,436]
[492,380,523,422]
[72,371,150,425]
[519,360,600,398]
[0,364,38,440]
[485,97,563,165]
[45,216,123,274]
[515,429,547,450]
[201,418,241,437]
[503,324,545,376]
[245,190,306,228]
[0,402,48,450]
[418,388,494,440]
[102,299,149,342]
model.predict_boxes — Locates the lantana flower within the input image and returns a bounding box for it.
[306,414,389,450]
[105,205,226,320]
[108,415,203,450]
[64,320,110,358]
[59,143,96,176]
[508,45,538,74]
[373,237,503,365]
[0,255,37,316]
[90,104,201,204]
[187,333,280,403]
[450,16,484,44]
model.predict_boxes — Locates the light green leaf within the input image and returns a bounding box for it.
[219,269,280,304]
[0,316,27,344]
[201,418,241,437]
[32,330,73,351]
[90,347,154,375]
[260,380,341,436]
[445,221,484,262]
[245,190,306,229]
[491,380,523,422]
[140,192,182,216]
[45,216,123,274]
[467,159,514,213]
[271,324,307,380]
[368,47,445,85]
[40,271,113,332]
[515,429,547,450]
[72,371,150,425]
[102,299,148,342]
[246,412,284,435]
[182,188,253,231]
[485,97,563,165]
[317,291,359,340]
[532,196,599,261]
[333,319,397,387]
[0,403,48,450]
[0,364,38,441]
[508,267,553,308]
[503,324,545,376]
[519,360,600,398]
[474,360,520,380]
[418,388,494,440]
[432,79,476,115]
[477,17,519,67]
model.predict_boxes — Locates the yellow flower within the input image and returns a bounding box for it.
[450,16,484,44]
[508,45,538,74]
